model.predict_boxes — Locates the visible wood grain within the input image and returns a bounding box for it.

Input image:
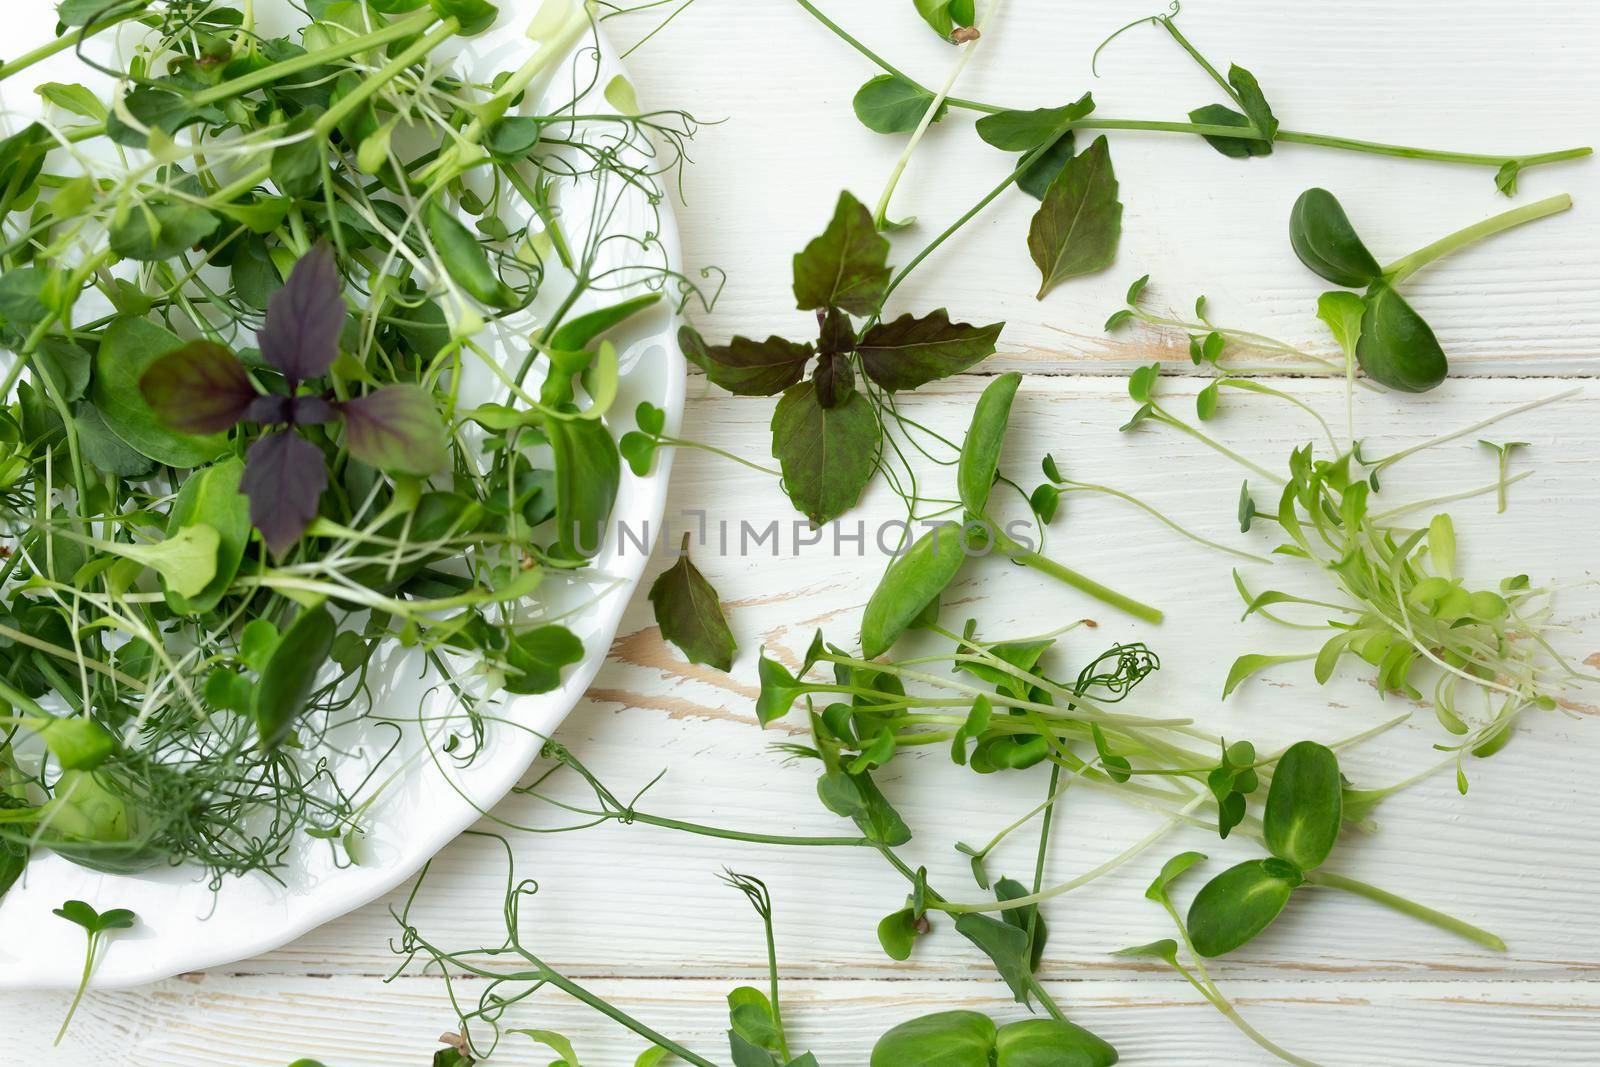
[8,975,1599,1066]
[7,2,1600,1062]
[147,377,1600,996]
[620,0,1600,376]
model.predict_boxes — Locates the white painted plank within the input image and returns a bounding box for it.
[11,2,1600,1057]
[615,0,1600,375]
[189,375,1600,985]
[6,975,1598,1066]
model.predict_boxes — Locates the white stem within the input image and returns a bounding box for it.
[873,0,1004,225]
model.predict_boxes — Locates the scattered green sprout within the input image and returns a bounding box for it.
[52,898,136,1044]
[1105,274,1352,379]
[1478,439,1527,514]
[379,610,1496,1065]
[1289,188,1573,391]
[1116,853,1317,1066]
[648,534,737,671]
[860,372,1163,657]
[1120,361,1595,786]
[798,0,1590,194]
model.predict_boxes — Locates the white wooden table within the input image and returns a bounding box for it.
[9,1,1600,1063]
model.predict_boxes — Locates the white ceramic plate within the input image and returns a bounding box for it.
[0,4,683,988]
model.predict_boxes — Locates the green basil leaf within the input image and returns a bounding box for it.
[681,326,813,397]
[1027,136,1122,298]
[770,380,880,524]
[792,191,891,315]
[649,538,737,671]
[856,310,1003,391]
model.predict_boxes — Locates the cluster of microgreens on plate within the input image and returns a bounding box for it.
[0,0,721,1040]
[4,0,1593,1064]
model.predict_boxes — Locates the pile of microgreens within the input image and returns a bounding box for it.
[1112,349,1593,790]
[373,599,1508,1065]
[0,0,715,917]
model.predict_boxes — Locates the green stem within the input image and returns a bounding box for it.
[189,7,439,107]
[763,909,791,1062]
[877,125,1073,314]
[873,0,1003,226]
[1368,387,1579,472]
[1060,480,1275,564]
[658,434,781,478]
[1152,407,1286,486]
[993,533,1163,625]
[55,933,96,1045]
[789,2,1591,177]
[790,0,922,87]
[1072,117,1274,139]
[523,958,719,1067]
[313,20,460,138]
[1157,17,1241,112]
[1279,132,1590,171]
[1383,193,1573,285]
[935,795,1205,914]
[1203,985,1322,1067]
[1303,870,1506,951]
[0,10,141,82]
[628,811,872,849]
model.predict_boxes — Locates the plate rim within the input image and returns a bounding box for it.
[0,14,686,989]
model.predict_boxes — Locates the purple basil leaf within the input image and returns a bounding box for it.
[247,394,293,425]
[288,394,338,425]
[340,384,450,476]
[240,429,328,555]
[137,340,256,434]
[258,242,345,383]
